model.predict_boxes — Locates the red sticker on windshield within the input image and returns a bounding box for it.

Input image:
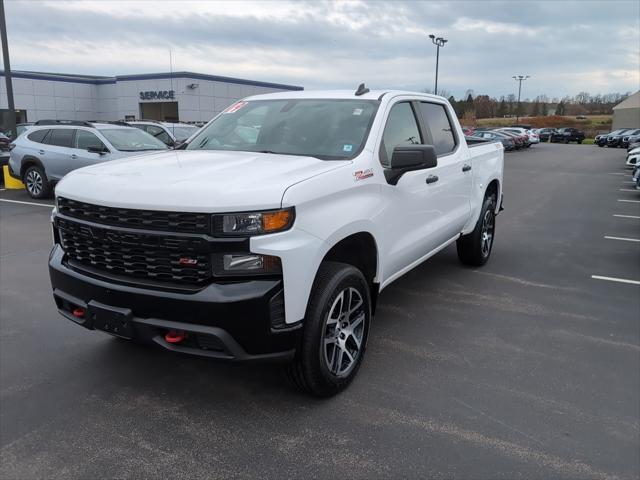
[224,101,248,114]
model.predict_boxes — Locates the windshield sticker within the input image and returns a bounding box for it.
[353,168,374,181]
[224,101,248,114]
[343,144,353,153]
[352,108,363,116]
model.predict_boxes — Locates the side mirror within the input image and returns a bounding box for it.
[87,145,108,155]
[385,144,438,185]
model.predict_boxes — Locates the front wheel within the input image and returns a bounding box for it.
[286,262,371,397]
[23,165,52,199]
[457,194,496,267]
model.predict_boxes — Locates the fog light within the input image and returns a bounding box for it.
[214,253,281,276]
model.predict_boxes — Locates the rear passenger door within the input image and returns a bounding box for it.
[416,101,472,243]
[42,128,76,181]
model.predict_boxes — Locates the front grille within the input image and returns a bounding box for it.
[57,218,211,285]
[57,197,211,234]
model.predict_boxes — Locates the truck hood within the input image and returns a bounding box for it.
[55,150,350,212]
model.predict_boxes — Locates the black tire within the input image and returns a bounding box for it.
[23,165,52,199]
[286,261,371,397]
[457,194,497,267]
[577,139,582,144]
[564,138,569,144]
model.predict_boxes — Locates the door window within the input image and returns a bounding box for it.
[145,125,172,145]
[46,128,75,148]
[75,130,106,151]
[418,102,456,155]
[380,102,422,167]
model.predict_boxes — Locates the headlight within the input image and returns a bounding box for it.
[212,207,295,237]
[212,253,282,276]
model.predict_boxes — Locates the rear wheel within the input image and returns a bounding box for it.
[23,165,52,199]
[457,194,496,267]
[577,139,583,144]
[286,262,371,397]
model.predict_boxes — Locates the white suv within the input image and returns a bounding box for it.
[7,120,168,198]
[128,121,200,147]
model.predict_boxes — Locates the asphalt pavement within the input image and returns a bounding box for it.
[1,142,639,479]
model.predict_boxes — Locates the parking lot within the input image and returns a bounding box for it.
[0,142,638,479]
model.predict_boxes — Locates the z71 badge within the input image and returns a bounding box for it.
[353,169,374,181]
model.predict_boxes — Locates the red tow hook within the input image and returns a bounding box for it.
[165,330,186,344]
[72,307,86,319]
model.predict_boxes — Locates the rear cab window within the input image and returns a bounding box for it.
[417,102,457,155]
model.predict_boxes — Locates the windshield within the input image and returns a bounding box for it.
[187,99,379,160]
[100,128,168,152]
[167,125,199,141]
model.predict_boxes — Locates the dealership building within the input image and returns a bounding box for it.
[0,70,303,128]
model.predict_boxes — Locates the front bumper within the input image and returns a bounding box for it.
[49,245,301,362]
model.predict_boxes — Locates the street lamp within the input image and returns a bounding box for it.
[512,75,530,123]
[429,34,448,96]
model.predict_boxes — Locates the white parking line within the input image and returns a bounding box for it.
[619,189,638,192]
[592,275,640,286]
[618,199,640,203]
[0,198,54,208]
[613,214,640,219]
[604,236,640,243]
[608,173,626,175]
[0,188,5,191]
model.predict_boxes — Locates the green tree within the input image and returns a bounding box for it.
[496,97,508,117]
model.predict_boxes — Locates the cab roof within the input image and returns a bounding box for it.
[245,89,447,102]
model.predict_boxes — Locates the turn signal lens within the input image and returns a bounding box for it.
[263,209,292,233]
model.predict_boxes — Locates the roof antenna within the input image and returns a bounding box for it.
[355,83,370,96]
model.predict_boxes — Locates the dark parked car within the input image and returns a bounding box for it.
[472,130,516,151]
[620,129,640,149]
[536,128,557,142]
[494,130,525,149]
[0,132,11,152]
[551,127,585,144]
[596,128,630,147]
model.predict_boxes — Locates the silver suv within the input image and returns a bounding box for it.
[8,120,168,198]
[128,121,200,147]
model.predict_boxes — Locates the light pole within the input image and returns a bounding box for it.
[429,34,448,96]
[512,75,530,123]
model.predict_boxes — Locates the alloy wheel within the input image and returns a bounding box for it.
[322,287,366,377]
[25,170,43,196]
[481,209,495,257]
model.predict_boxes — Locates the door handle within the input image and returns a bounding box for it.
[38,150,45,154]
[426,175,439,184]
[462,164,472,172]
[70,154,77,159]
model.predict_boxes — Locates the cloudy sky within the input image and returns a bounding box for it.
[4,0,639,100]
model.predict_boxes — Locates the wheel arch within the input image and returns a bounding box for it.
[19,155,46,178]
[320,231,380,314]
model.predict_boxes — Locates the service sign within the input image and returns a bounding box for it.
[139,90,176,101]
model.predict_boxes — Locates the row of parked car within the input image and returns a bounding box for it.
[595,128,640,149]
[463,126,539,151]
[3,119,201,198]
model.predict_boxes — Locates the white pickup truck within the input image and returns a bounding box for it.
[49,87,504,396]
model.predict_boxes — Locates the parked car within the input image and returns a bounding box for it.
[0,132,11,152]
[128,121,200,147]
[496,128,530,147]
[621,129,640,149]
[536,128,556,142]
[627,147,640,168]
[495,130,525,149]
[48,89,504,396]
[2,122,34,140]
[472,130,516,151]
[633,164,640,190]
[7,120,168,198]
[627,136,640,152]
[461,126,474,136]
[607,128,636,148]
[551,127,585,144]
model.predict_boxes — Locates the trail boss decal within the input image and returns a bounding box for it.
[353,168,374,181]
